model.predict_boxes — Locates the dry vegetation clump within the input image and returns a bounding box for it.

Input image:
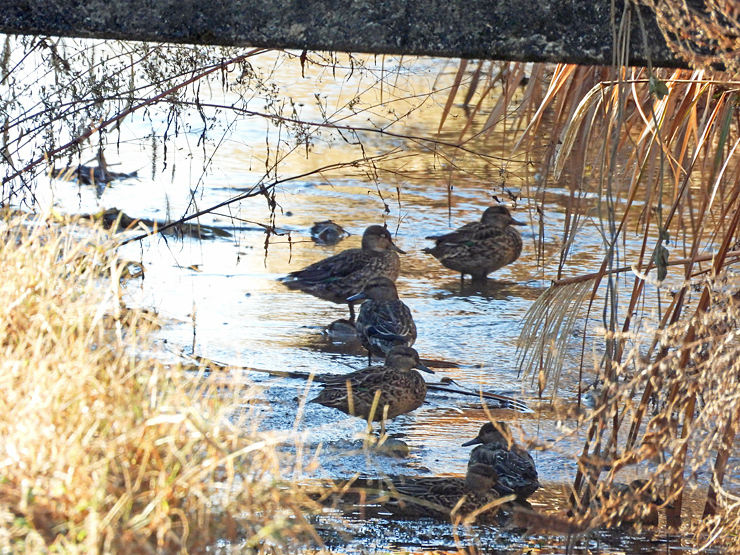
[450,21,740,537]
[641,0,740,76]
[553,272,740,541]
[514,274,740,543]
[468,19,740,539]
[0,216,320,553]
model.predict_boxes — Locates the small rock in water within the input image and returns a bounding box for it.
[311,220,350,245]
[350,432,411,458]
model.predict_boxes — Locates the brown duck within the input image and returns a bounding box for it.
[310,345,432,433]
[363,464,507,524]
[424,205,525,282]
[310,220,350,245]
[595,479,668,529]
[281,225,404,321]
[348,276,417,363]
[462,421,540,501]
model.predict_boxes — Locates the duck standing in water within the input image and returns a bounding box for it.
[280,225,404,321]
[424,205,526,283]
[310,345,432,433]
[462,421,540,501]
[348,276,417,364]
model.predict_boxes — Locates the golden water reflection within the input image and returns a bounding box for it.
[40,50,721,553]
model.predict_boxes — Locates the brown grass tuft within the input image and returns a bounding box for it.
[0,215,320,553]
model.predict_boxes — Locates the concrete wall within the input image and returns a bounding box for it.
[1,0,682,67]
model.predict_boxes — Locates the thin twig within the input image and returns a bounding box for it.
[118,151,400,246]
[552,250,740,287]
[2,48,269,187]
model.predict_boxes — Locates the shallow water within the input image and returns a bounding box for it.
[35,51,710,553]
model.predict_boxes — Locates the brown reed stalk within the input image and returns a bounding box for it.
[427,12,740,537]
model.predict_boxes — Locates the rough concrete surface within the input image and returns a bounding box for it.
[1,0,682,67]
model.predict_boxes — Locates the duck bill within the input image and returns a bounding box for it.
[461,437,483,447]
[511,218,527,226]
[390,243,406,254]
[346,291,367,302]
[416,362,434,374]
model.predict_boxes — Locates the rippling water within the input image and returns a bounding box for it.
[37,51,695,553]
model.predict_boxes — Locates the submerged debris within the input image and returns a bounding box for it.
[86,208,232,240]
[52,164,138,185]
[51,149,138,189]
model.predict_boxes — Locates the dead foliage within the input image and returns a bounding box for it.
[0,216,322,553]
[430,4,740,545]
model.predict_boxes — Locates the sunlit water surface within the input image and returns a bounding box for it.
[34,52,715,554]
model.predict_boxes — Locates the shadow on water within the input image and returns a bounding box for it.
[308,483,693,554]
[294,320,367,357]
[431,278,550,301]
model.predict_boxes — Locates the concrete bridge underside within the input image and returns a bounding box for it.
[1,0,684,67]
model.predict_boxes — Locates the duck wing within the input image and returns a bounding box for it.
[390,476,466,504]
[310,368,391,407]
[316,364,376,386]
[360,301,417,347]
[470,445,539,494]
[468,224,509,242]
[388,477,503,522]
[425,222,481,246]
[283,248,370,284]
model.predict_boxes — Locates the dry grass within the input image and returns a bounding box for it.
[573,271,740,544]
[0,215,320,553]
[510,272,740,545]
[432,4,740,542]
[642,0,740,76]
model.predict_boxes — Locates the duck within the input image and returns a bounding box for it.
[280,225,404,321]
[310,345,432,433]
[594,479,668,529]
[347,276,417,364]
[310,220,350,245]
[462,421,540,500]
[424,205,526,283]
[363,464,508,524]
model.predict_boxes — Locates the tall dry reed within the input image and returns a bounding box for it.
[432,3,740,540]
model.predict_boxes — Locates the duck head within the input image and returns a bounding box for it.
[480,206,526,229]
[462,421,510,447]
[346,275,400,302]
[362,225,405,254]
[385,345,433,374]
